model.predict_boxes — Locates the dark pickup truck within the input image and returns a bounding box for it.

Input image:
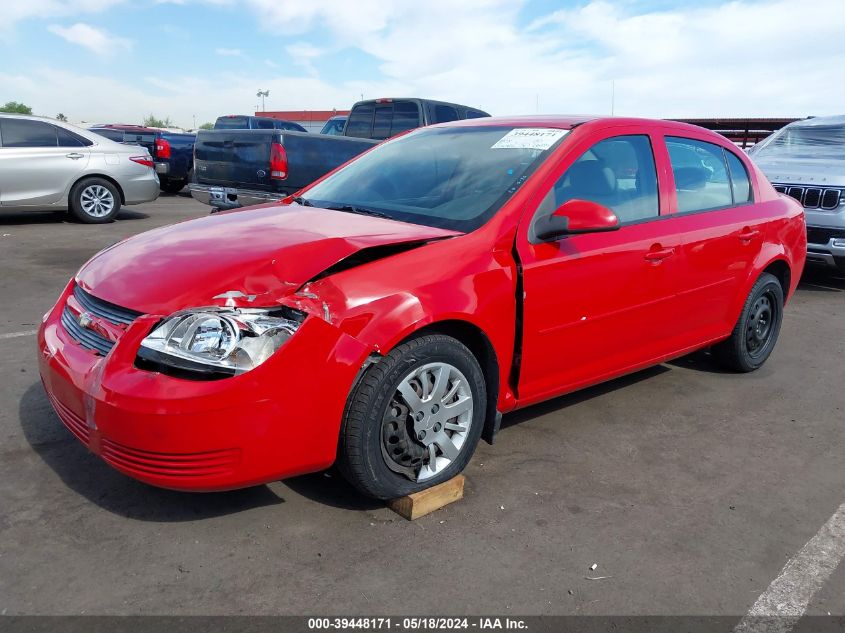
[89,124,195,194]
[190,98,489,210]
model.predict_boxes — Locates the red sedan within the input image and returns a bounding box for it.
[38,116,806,499]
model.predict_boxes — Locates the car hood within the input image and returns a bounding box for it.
[753,155,845,186]
[76,204,459,315]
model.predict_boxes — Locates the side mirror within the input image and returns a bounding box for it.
[534,199,620,242]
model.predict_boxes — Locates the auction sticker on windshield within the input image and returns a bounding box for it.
[491,128,569,150]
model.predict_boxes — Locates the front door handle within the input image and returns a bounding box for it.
[65,153,84,160]
[645,246,675,263]
[739,227,760,242]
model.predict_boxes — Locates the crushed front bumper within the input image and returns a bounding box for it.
[37,283,370,491]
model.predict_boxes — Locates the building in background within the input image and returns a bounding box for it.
[256,109,351,132]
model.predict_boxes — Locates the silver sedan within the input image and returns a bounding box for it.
[0,114,159,223]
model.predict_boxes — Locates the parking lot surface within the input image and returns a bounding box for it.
[1,195,844,616]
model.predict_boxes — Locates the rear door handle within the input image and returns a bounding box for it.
[65,153,84,160]
[739,227,760,242]
[645,246,675,263]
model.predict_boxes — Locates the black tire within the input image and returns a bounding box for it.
[713,272,784,372]
[337,334,487,500]
[160,178,186,194]
[68,177,121,223]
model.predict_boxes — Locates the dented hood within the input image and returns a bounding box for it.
[76,204,459,315]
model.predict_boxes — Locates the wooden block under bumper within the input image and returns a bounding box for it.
[388,475,465,521]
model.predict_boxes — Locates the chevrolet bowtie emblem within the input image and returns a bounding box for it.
[76,311,94,329]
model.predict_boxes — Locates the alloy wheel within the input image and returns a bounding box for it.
[80,185,115,218]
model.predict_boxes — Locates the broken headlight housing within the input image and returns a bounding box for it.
[137,308,304,378]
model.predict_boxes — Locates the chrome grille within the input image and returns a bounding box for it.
[773,184,843,210]
[61,285,142,356]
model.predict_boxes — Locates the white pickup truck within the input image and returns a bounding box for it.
[750,115,845,273]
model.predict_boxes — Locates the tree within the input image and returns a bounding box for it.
[56,113,68,122]
[143,114,174,128]
[1,101,32,114]
[199,122,214,130]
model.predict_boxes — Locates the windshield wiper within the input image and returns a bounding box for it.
[324,204,394,220]
[290,195,313,207]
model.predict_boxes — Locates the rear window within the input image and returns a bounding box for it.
[57,127,92,147]
[391,102,420,135]
[214,116,251,130]
[372,104,392,140]
[346,103,375,138]
[667,137,733,213]
[0,119,58,147]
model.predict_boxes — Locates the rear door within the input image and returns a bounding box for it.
[193,130,274,190]
[516,127,683,402]
[658,133,762,344]
[0,118,90,207]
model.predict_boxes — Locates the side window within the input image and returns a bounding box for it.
[725,150,752,204]
[255,118,275,129]
[666,137,732,213]
[372,104,392,140]
[0,119,58,147]
[56,126,92,147]
[536,135,659,226]
[390,102,419,136]
[465,109,487,119]
[346,103,374,138]
[433,104,459,123]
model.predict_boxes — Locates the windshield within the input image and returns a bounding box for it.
[752,124,845,160]
[303,126,567,232]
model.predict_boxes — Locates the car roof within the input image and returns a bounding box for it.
[787,115,845,128]
[90,124,159,132]
[432,114,725,136]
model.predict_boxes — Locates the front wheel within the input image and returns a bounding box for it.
[713,272,784,372]
[337,334,487,500]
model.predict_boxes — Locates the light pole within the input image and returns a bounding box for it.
[256,89,269,112]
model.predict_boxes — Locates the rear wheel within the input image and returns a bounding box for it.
[337,334,486,500]
[160,178,186,194]
[68,178,121,223]
[713,272,784,372]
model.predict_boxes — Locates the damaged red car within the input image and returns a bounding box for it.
[38,116,806,499]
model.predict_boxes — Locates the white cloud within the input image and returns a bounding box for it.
[5,0,845,124]
[216,47,246,57]
[2,0,125,32]
[238,0,845,118]
[47,22,133,56]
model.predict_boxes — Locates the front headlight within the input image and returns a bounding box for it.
[137,307,304,378]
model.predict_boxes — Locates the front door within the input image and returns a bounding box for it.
[516,132,682,404]
[0,118,89,207]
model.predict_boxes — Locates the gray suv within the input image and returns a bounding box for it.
[750,115,845,273]
[0,114,159,223]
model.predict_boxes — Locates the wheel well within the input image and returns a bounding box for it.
[763,259,791,298]
[70,174,126,205]
[403,320,501,442]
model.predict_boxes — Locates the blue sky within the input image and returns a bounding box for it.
[1,0,843,129]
